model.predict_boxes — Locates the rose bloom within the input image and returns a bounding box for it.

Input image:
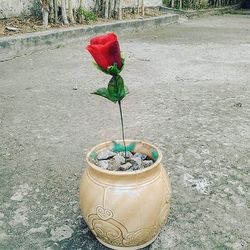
[86,33,122,71]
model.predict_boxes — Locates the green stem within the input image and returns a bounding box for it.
[118,100,127,162]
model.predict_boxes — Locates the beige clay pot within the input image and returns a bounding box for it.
[80,140,171,250]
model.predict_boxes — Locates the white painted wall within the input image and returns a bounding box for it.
[0,0,162,19]
[0,0,33,18]
[122,0,162,7]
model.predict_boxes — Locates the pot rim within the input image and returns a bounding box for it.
[86,139,162,176]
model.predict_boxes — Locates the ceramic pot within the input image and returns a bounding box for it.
[80,140,171,250]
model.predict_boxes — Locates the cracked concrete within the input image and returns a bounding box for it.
[0,14,250,249]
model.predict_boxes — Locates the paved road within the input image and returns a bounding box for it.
[0,14,250,249]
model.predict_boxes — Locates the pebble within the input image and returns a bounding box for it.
[94,150,155,172]
[97,160,109,169]
[143,160,153,168]
[114,154,126,165]
[119,151,133,158]
[233,102,242,107]
[97,150,116,160]
[130,157,142,170]
[119,162,132,171]
[132,164,140,171]
[6,26,19,31]
[107,158,120,171]
[134,153,148,160]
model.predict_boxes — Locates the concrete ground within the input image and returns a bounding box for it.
[0,14,250,250]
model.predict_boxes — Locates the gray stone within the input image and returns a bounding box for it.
[130,157,142,170]
[132,164,140,171]
[113,154,126,165]
[119,162,132,171]
[119,151,133,159]
[134,153,148,160]
[143,160,154,168]
[6,26,19,32]
[97,150,116,160]
[107,158,121,171]
[97,160,109,169]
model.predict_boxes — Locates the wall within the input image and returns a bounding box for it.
[123,0,162,7]
[0,0,162,19]
[0,0,33,18]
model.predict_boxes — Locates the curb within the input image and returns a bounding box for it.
[160,4,240,18]
[0,14,179,61]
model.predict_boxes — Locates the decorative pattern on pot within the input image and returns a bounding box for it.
[87,205,159,247]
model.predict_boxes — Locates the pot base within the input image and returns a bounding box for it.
[96,233,159,250]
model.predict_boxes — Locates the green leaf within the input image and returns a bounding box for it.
[92,87,117,103]
[107,58,125,75]
[108,64,119,75]
[151,150,159,161]
[120,57,125,72]
[107,77,119,102]
[116,75,126,100]
[90,151,97,160]
[107,75,127,102]
[112,141,136,153]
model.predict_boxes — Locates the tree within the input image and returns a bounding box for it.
[61,0,69,25]
[40,0,49,28]
[68,0,76,23]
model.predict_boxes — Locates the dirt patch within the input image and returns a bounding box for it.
[0,8,163,38]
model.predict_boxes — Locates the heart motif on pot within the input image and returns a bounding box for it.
[96,205,113,220]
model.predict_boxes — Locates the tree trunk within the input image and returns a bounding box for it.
[104,0,109,19]
[53,0,58,23]
[94,0,99,12]
[108,0,111,18]
[113,0,118,19]
[171,0,175,8]
[49,0,54,23]
[61,0,69,25]
[40,0,49,28]
[179,0,182,9]
[42,8,49,28]
[68,0,76,23]
[79,0,84,24]
[118,0,122,20]
[141,0,144,16]
[137,0,140,14]
[111,0,115,18]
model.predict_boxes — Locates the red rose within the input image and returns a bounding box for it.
[86,33,122,71]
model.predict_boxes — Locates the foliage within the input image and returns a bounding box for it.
[163,0,239,9]
[77,7,97,23]
[93,74,128,103]
[163,0,172,6]
[30,0,42,19]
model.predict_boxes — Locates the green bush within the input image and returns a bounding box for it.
[30,0,42,19]
[163,0,171,6]
[77,7,97,24]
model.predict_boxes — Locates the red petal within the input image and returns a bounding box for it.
[90,33,117,45]
[86,45,109,70]
[87,32,122,70]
